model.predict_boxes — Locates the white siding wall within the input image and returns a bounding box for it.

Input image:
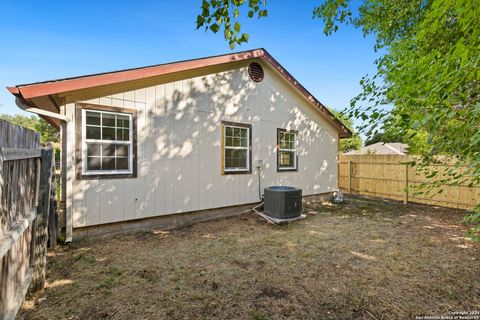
[67,61,339,228]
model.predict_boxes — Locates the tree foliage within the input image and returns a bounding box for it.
[330,109,362,153]
[317,0,479,237]
[0,113,59,144]
[196,0,267,49]
[197,0,480,238]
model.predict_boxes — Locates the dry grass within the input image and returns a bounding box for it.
[19,196,479,320]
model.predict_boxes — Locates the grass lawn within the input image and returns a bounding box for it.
[19,196,479,320]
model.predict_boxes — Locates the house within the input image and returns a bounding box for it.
[7,49,352,241]
[344,142,408,155]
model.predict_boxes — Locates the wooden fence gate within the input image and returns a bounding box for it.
[0,119,55,320]
[338,154,479,210]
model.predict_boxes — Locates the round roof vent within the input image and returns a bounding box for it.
[248,62,264,82]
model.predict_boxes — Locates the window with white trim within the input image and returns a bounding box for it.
[82,109,133,175]
[223,123,251,173]
[277,129,297,171]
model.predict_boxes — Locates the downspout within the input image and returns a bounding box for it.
[15,95,73,243]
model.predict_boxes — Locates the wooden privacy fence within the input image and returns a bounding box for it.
[339,154,479,210]
[0,119,55,320]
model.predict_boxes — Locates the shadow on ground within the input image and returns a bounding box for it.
[18,196,479,320]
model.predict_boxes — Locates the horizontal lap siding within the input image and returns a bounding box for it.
[68,62,339,228]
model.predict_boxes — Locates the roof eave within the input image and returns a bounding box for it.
[9,89,62,130]
[7,86,19,94]
[14,49,266,99]
[7,48,352,137]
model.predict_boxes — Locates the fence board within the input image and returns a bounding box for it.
[1,148,42,161]
[0,119,53,320]
[339,154,479,210]
[0,208,36,259]
[30,149,53,292]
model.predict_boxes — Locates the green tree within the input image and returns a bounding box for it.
[364,132,400,146]
[330,110,362,153]
[197,0,480,238]
[0,113,59,144]
[196,0,267,49]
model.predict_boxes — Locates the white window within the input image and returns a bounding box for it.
[223,123,251,173]
[277,130,297,171]
[82,109,133,175]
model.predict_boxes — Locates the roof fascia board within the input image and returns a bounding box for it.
[8,48,351,137]
[57,60,250,99]
[7,86,19,94]
[16,49,265,99]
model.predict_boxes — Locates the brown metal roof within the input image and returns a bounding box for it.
[7,48,352,137]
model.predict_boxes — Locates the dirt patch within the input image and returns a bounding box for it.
[257,286,289,300]
[18,196,479,320]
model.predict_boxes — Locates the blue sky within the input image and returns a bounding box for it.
[0,0,378,125]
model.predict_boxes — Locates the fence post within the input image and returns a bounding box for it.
[404,163,409,204]
[348,159,352,193]
[30,148,53,293]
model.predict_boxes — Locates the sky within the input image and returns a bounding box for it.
[0,0,379,127]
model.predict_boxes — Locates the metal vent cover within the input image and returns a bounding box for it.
[248,62,264,82]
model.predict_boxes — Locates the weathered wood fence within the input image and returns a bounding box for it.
[0,119,55,320]
[338,154,479,210]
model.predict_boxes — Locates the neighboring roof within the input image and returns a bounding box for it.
[7,48,352,137]
[344,142,409,155]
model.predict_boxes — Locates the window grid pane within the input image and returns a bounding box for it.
[279,132,295,151]
[86,142,130,171]
[279,151,295,167]
[86,126,101,139]
[86,112,100,125]
[225,127,247,148]
[85,111,131,143]
[225,147,248,170]
[102,113,116,127]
